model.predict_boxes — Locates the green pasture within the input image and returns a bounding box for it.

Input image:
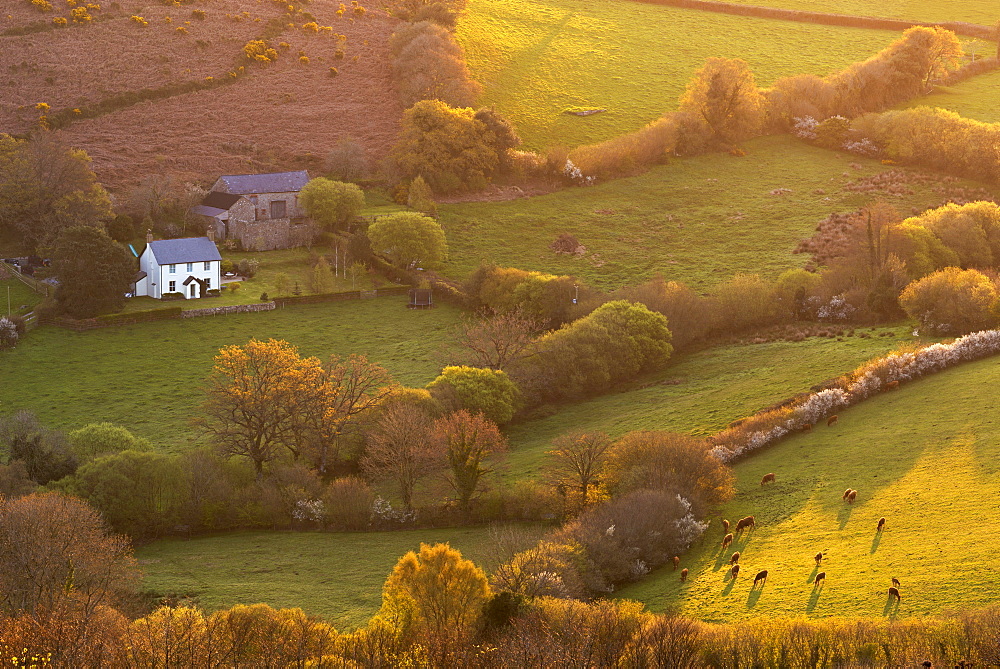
[0,298,461,449]
[439,136,994,290]
[904,71,1000,125]
[710,0,1000,27]
[137,525,545,630]
[504,328,923,480]
[0,278,44,316]
[457,0,898,150]
[618,353,1000,621]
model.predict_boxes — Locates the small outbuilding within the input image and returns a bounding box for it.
[134,236,223,300]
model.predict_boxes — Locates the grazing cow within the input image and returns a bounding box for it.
[843,488,853,500]
[827,414,839,426]
[721,519,730,534]
[736,516,756,533]
[680,568,689,582]
[884,380,899,391]
[888,586,901,601]
[760,472,776,486]
[722,533,734,550]
[672,556,680,571]
[847,490,857,504]
[814,572,826,586]
[802,423,813,432]
[730,551,740,565]
[753,570,768,587]
[815,552,823,566]
[892,577,901,588]
[731,564,740,579]
[877,517,886,533]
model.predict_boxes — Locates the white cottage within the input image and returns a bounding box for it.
[135,236,223,299]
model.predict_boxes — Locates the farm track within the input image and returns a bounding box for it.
[627,0,995,38]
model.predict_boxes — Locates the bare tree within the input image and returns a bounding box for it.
[457,307,543,370]
[361,404,441,512]
[433,410,507,511]
[544,432,613,512]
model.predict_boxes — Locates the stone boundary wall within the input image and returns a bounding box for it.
[180,302,277,318]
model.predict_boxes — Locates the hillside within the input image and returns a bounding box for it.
[1,0,402,190]
[617,353,1000,620]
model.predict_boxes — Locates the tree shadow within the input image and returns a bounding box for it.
[870,532,882,554]
[746,585,763,609]
[838,504,853,529]
[882,595,901,619]
[805,564,819,584]
[806,583,823,612]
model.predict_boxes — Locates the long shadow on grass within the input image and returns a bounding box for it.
[746,586,763,609]
[870,532,882,554]
[882,595,901,619]
[838,504,853,530]
[806,583,823,612]
[806,565,819,584]
[721,571,738,597]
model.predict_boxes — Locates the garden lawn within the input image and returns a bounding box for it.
[504,328,924,480]
[700,0,1000,27]
[439,136,995,290]
[0,298,461,449]
[457,0,899,150]
[137,525,545,630]
[904,71,1000,125]
[617,353,1000,621]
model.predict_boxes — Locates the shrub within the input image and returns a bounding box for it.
[899,267,998,334]
[221,259,235,274]
[299,178,365,231]
[227,282,241,293]
[321,477,374,530]
[467,264,590,329]
[527,301,673,401]
[0,318,18,350]
[406,175,437,215]
[389,20,481,108]
[427,366,520,425]
[712,273,781,333]
[612,276,714,350]
[368,211,448,269]
[68,423,152,464]
[236,257,259,278]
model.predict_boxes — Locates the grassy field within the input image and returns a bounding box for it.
[0,278,45,316]
[137,525,545,630]
[439,136,994,290]
[504,328,924,480]
[617,353,1000,621]
[456,0,898,150]
[710,0,1000,26]
[0,298,461,449]
[904,71,1000,125]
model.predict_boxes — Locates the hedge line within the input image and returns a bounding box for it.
[629,0,996,39]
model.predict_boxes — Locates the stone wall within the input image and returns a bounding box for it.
[228,219,316,251]
[180,302,277,318]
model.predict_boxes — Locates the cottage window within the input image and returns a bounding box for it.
[169,264,176,274]
[270,200,287,219]
[204,261,211,271]
[186,262,193,272]
[168,280,176,292]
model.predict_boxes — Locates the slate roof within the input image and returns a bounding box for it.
[191,205,227,218]
[217,171,309,195]
[147,238,222,265]
[202,191,244,209]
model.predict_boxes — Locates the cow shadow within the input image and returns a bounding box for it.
[805,565,819,584]
[721,571,738,596]
[870,532,882,554]
[838,504,853,529]
[806,583,823,612]
[882,595,901,619]
[746,585,763,609]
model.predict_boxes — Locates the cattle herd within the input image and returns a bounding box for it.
[674,468,905,605]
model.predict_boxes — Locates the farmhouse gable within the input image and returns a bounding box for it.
[134,236,223,300]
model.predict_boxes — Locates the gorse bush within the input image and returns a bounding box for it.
[899,267,998,334]
[390,20,481,109]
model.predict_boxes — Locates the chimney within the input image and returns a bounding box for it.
[206,226,216,243]
[146,229,153,244]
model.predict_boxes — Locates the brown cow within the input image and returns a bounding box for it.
[847,490,857,504]
[730,551,740,565]
[760,472,776,486]
[814,552,823,566]
[672,556,680,571]
[827,415,839,426]
[722,533,734,550]
[888,586,901,601]
[753,570,768,587]
[680,568,689,582]
[843,488,853,500]
[736,516,756,532]
[731,564,740,579]
[721,519,730,534]
[877,517,886,533]
[884,380,899,391]
[814,572,826,586]
[891,577,901,588]
[802,423,813,432]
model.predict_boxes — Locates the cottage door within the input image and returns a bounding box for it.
[190,283,197,298]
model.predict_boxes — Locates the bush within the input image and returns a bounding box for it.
[712,273,781,333]
[899,267,998,334]
[0,317,18,350]
[236,257,259,278]
[161,292,185,300]
[368,211,448,269]
[526,301,673,401]
[612,276,714,350]
[325,136,371,182]
[227,282,241,293]
[322,477,375,530]
[426,366,520,425]
[467,264,592,329]
[389,21,481,108]
[221,259,235,274]
[299,178,365,231]
[68,423,151,464]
